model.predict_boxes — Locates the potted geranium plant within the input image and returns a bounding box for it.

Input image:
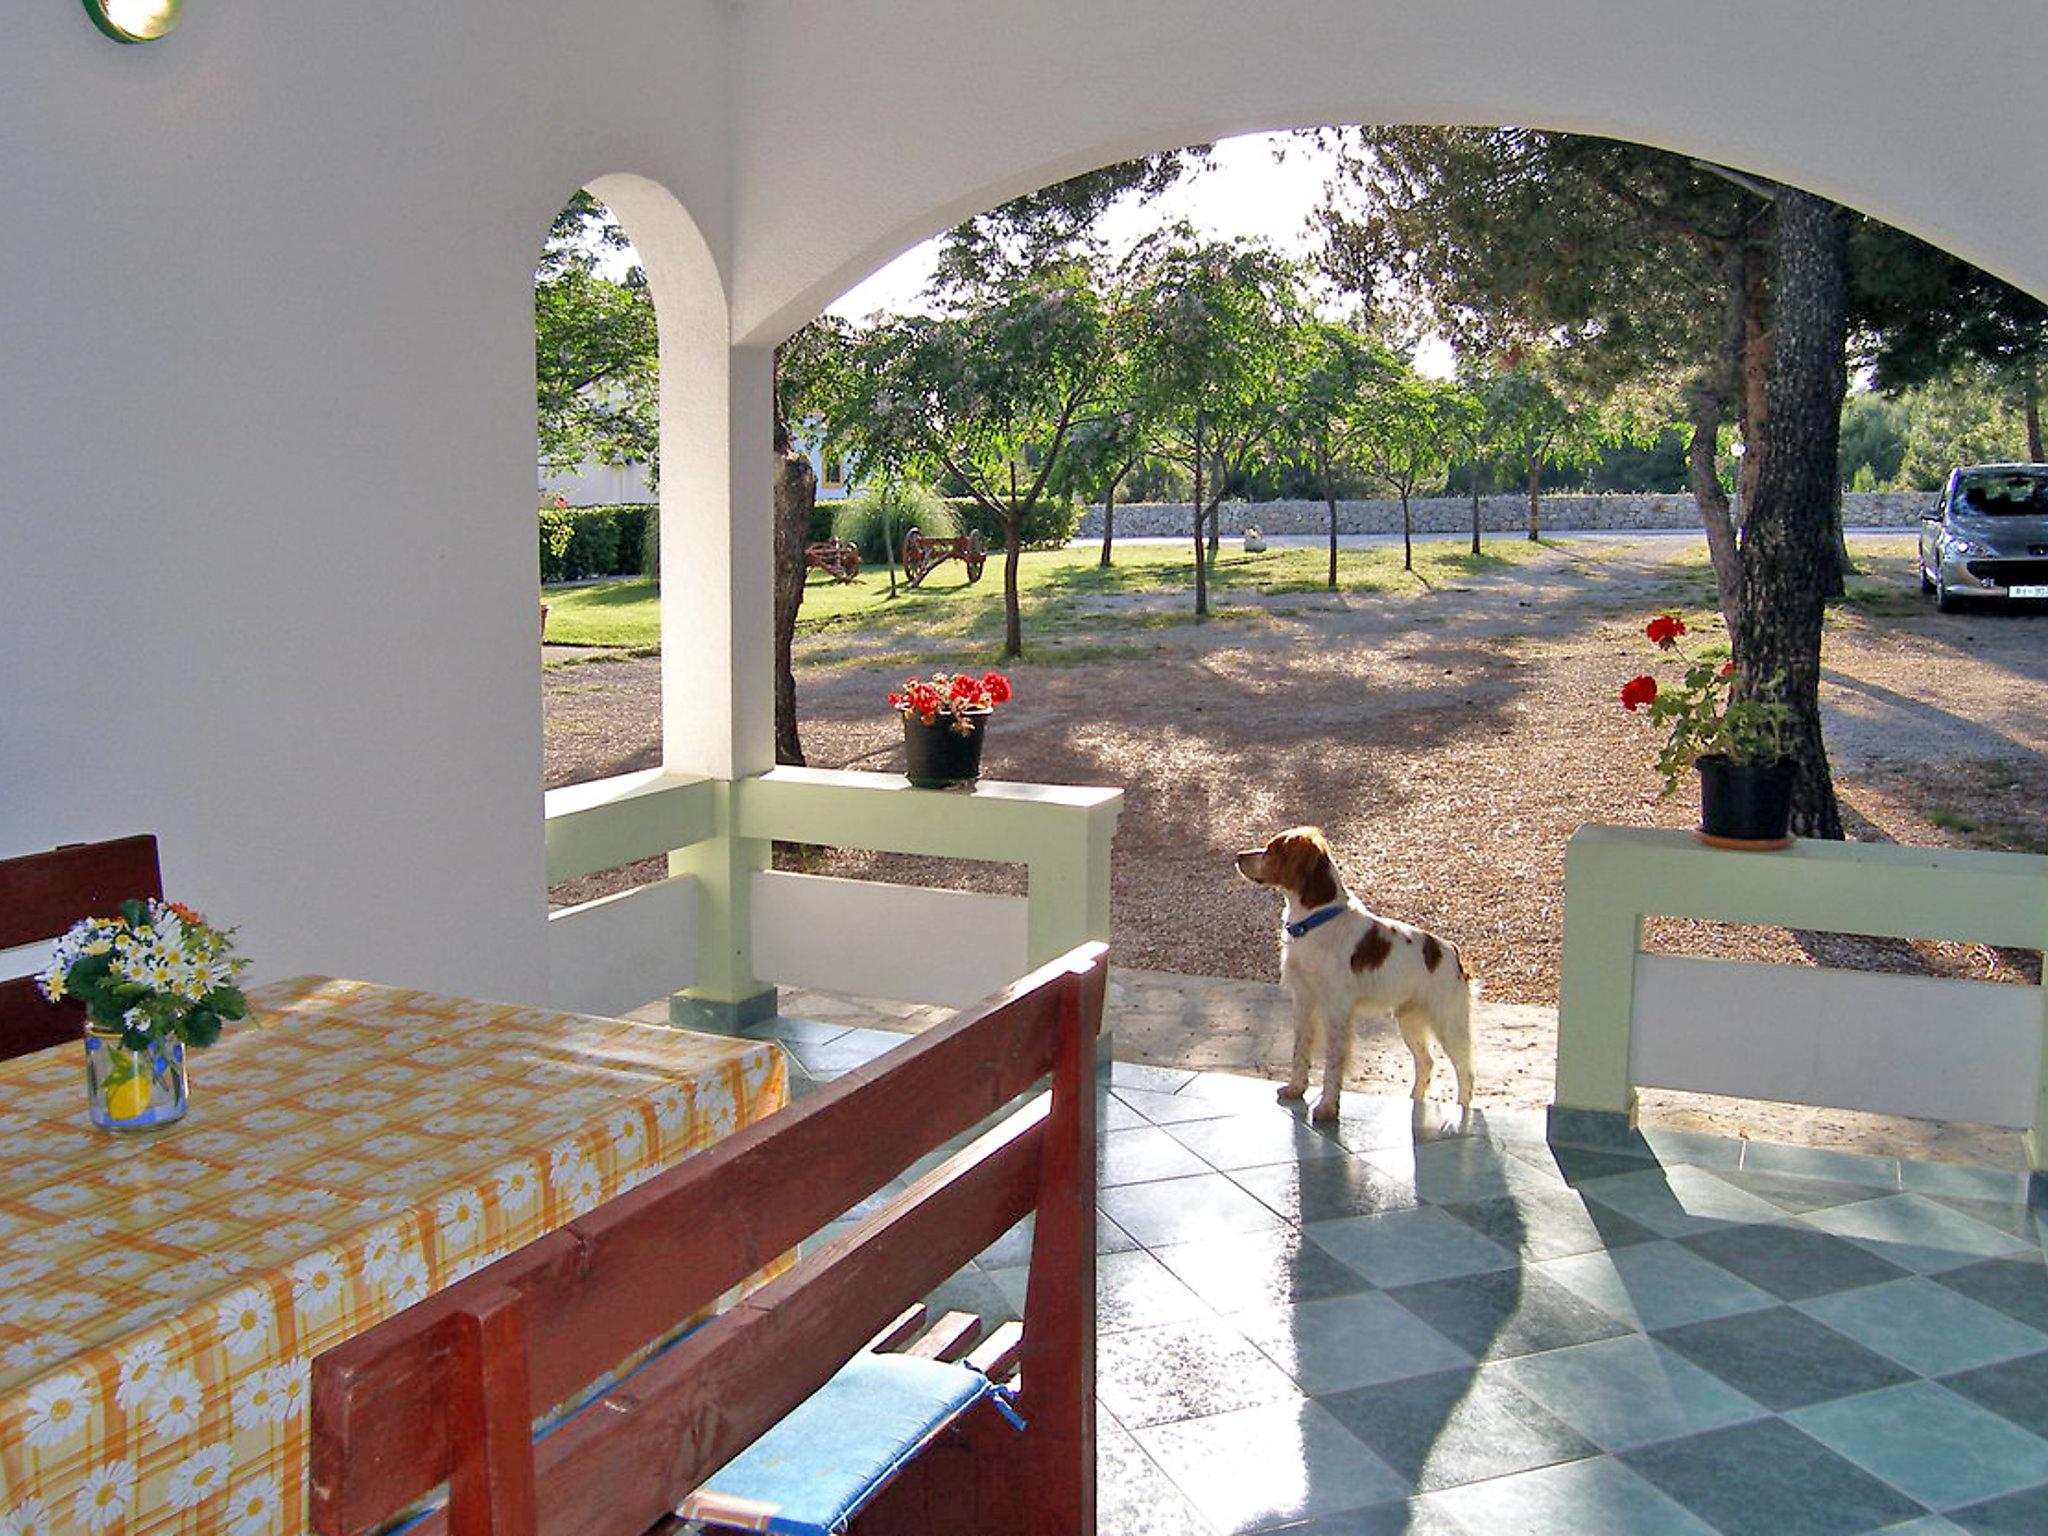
[890,670,1013,788]
[1621,614,1795,847]
[39,899,248,1131]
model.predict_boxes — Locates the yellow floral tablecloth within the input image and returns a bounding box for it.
[0,977,788,1536]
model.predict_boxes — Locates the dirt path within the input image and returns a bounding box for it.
[544,537,2048,1161]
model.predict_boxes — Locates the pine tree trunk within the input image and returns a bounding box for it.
[1737,240,1771,515]
[1525,457,1541,541]
[1732,189,1848,841]
[771,445,816,767]
[1688,390,1743,628]
[1191,447,1208,617]
[1402,492,1414,571]
[1469,468,1483,556]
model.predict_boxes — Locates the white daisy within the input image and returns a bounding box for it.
[156,1216,226,1248]
[114,1339,170,1409]
[0,1255,53,1289]
[20,1293,95,1326]
[223,1473,279,1536]
[3,1335,79,1373]
[298,1159,366,1186]
[22,1370,93,1449]
[146,1368,206,1439]
[271,1131,329,1156]
[24,1184,92,1215]
[266,1358,310,1422]
[0,1494,53,1536]
[165,1444,234,1509]
[215,1287,275,1358]
[128,1186,194,1218]
[360,1168,419,1197]
[495,1162,539,1212]
[384,1255,430,1309]
[92,1247,161,1283]
[280,1187,341,1216]
[299,1087,357,1112]
[220,1165,278,1193]
[407,1087,461,1116]
[408,1044,465,1067]
[228,1191,287,1221]
[356,1227,407,1282]
[71,1462,134,1533]
[609,1109,648,1158]
[289,1253,347,1319]
[361,1132,425,1161]
[434,1188,485,1247]
[360,1064,415,1086]
[230,1369,287,1430]
[237,1107,301,1133]
[463,1109,517,1134]
[649,1085,692,1134]
[328,1110,387,1138]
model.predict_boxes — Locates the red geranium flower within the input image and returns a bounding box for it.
[1645,615,1686,649]
[981,671,1013,705]
[1619,675,1659,712]
[1718,661,1735,678]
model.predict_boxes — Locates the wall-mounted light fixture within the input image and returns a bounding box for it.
[83,0,183,42]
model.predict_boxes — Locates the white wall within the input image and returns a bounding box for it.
[7,0,2047,1005]
[0,4,735,1004]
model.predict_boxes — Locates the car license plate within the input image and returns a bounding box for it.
[2011,584,2048,598]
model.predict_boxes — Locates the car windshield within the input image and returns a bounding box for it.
[1955,470,2048,515]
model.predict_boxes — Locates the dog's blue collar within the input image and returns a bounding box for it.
[1284,903,1348,939]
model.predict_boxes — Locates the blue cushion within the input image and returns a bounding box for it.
[681,1352,996,1534]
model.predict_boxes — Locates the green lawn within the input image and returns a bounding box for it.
[542,538,1559,652]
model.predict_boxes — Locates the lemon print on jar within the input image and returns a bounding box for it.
[106,1074,153,1121]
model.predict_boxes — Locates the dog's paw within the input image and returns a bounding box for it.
[1311,1096,1342,1123]
[1276,1082,1307,1102]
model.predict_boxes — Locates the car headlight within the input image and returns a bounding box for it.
[1946,534,1992,557]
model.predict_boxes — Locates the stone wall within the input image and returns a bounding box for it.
[1079,491,1934,539]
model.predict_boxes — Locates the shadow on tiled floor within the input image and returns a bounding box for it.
[764,1016,2048,1536]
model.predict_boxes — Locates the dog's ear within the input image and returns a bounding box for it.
[1272,827,1340,909]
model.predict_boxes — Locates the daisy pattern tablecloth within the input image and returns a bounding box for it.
[0,977,788,1536]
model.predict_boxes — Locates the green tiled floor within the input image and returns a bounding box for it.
[771,1020,2048,1535]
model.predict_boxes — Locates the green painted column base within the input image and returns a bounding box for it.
[1546,1104,1649,1157]
[669,987,779,1036]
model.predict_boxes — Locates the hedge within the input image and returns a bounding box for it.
[539,503,654,582]
[944,495,1081,551]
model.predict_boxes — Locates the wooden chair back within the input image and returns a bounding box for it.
[0,835,163,1060]
[311,941,1108,1536]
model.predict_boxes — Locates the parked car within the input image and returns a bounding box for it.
[1919,463,2048,611]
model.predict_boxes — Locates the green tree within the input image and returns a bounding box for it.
[1127,231,1302,615]
[1854,225,2048,463]
[1481,353,1615,540]
[1317,128,1854,835]
[833,262,1110,657]
[536,192,660,477]
[1898,364,2030,489]
[1275,319,1400,588]
[1837,390,1908,490]
[1359,372,1476,571]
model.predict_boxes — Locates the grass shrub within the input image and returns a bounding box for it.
[832,484,959,565]
[946,495,1082,551]
[538,504,654,582]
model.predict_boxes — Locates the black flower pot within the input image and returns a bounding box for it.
[903,710,989,788]
[1695,754,1795,848]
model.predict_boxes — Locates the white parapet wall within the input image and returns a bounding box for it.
[1554,825,2048,1172]
[751,869,1028,1008]
[547,877,700,1019]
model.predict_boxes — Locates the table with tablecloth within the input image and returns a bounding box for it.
[0,976,788,1536]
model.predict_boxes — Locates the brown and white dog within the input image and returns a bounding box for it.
[1235,826,1476,1120]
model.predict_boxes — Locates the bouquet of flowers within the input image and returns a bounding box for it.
[1620,614,1789,792]
[889,671,1013,735]
[39,899,249,1051]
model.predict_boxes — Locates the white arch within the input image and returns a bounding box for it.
[581,172,764,782]
[727,0,2048,346]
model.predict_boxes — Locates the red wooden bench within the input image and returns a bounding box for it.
[0,835,163,1061]
[804,539,863,583]
[901,528,987,588]
[310,941,1107,1536]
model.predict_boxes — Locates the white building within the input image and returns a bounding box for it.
[6,1,2045,1023]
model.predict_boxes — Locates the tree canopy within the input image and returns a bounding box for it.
[536,192,659,477]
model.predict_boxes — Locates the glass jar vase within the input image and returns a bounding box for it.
[84,1025,188,1132]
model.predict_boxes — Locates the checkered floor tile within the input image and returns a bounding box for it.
[772,1023,2048,1535]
